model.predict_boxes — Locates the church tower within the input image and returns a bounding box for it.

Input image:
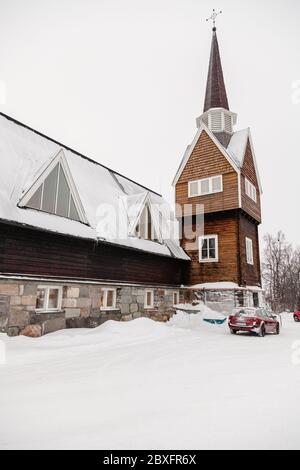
[173,16,263,305]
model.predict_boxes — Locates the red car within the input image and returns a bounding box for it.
[294,312,300,322]
[228,307,280,337]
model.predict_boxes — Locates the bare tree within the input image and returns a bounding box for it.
[263,232,300,312]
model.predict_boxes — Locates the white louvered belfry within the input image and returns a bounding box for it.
[196,107,237,134]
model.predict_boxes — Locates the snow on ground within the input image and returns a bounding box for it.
[0,312,300,450]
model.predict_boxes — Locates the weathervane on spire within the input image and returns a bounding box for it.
[206,9,222,30]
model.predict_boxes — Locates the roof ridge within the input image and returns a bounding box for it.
[0,112,162,197]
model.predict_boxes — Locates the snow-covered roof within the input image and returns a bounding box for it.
[0,113,189,261]
[226,128,249,167]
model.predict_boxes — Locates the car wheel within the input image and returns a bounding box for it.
[258,324,266,337]
[294,316,299,322]
[276,323,280,335]
[230,328,237,335]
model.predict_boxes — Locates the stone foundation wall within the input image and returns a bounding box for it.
[188,288,265,314]
[0,279,184,337]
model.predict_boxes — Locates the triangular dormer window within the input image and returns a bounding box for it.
[19,149,88,224]
[133,200,161,243]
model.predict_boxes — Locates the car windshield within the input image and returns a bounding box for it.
[233,309,256,317]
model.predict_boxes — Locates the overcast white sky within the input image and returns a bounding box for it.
[0,0,299,245]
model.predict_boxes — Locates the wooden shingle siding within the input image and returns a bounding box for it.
[0,222,189,286]
[241,140,261,223]
[176,131,239,215]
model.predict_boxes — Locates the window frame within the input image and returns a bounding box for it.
[188,175,223,198]
[199,235,219,263]
[245,178,257,203]
[28,162,80,220]
[173,291,179,306]
[35,285,63,313]
[101,288,117,310]
[19,149,88,224]
[246,237,254,265]
[134,202,161,243]
[252,292,259,307]
[144,289,154,309]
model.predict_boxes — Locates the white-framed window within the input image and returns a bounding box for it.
[173,291,179,306]
[134,203,160,242]
[246,237,254,265]
[188,175,223,198]
[101,288,117,310]
[253,292,259,307]
[19,150,87,224]
[36,286,63,312]
[199,235,219,262]
[144,290,154,309]
[245,178,257,203]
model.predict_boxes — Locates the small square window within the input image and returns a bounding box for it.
[199,235,218,262]
[36,286,62,312]
[144,290,154,309]
[48,288,59,309]
[188,176,223,198]
[188,181,199,197]
[236,291,244,307]
[211,176,222,193]
[201,238,208,259]
[101,288,117,310]
[173,291,179,305]
[36,288,46,310]
[253,292,259,307]
[245,178,257,203]
[200,179,210,194]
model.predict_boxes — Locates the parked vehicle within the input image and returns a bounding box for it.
[294,311,300,322]
[228,307,280,337]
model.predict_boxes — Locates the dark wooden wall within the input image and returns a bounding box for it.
[0,222,189,286]
[181,210,240,285]
[238,212,261,286]
[181,209,261,287]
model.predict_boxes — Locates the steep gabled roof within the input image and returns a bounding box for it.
[172,124,262,194]
[0,112,161,197]
[226,128,249,167]
[172,123,240,186]
[0,112,189,260]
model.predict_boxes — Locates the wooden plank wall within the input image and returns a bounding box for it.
[238,213,261,286]
[176,131,239,215]
[181,210,240,285]
[241,140,261,223]
[0,222,189,286]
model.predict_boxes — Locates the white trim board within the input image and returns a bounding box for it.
[247,130,263,194]
[18,148,89,225]
[172,123,263,197]
[172,123,240,187]
[129,192,163,243]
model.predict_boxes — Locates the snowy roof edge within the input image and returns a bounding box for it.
[0,217,190,261]
[0,112,162,198]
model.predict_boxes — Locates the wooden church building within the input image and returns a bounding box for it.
[0,25,263,336]
[174,25,263,311]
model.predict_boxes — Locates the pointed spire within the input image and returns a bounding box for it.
[203,28,229,113]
